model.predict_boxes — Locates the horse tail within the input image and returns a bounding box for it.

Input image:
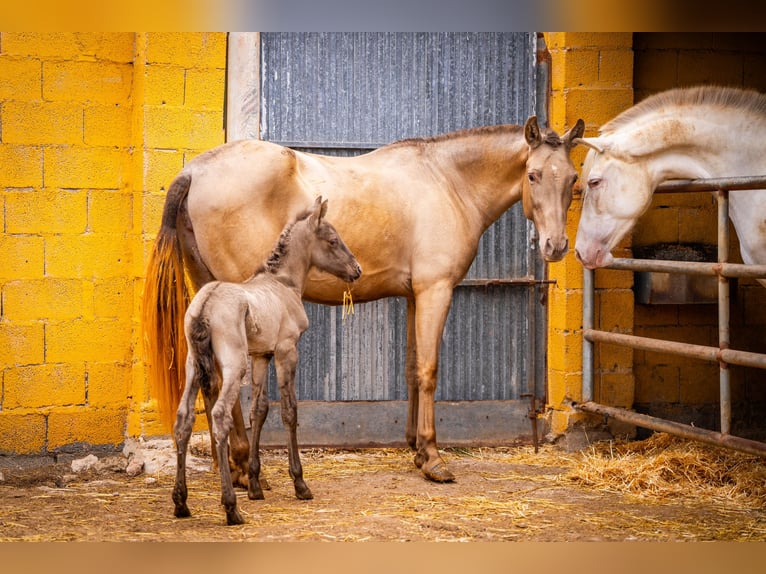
[141,172,193,432]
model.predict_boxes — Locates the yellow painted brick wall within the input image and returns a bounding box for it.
[543,33,635,435]
[0,32,134,453]
[127,32,226,439]
[0,32,226,455]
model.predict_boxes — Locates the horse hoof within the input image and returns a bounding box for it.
[413,452,426,469]
[423,462,455,483]
[226,509,245,526]
[248,486,265,500]
[295,486,314,500]
[174,504,192,518]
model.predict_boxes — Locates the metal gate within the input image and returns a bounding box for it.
[226,32,546,446]
[578,176,766,456]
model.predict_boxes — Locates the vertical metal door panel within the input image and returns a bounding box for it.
[258,32,540,404]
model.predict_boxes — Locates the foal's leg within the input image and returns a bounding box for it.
[275,344,313,500]
[247,355,271,500]
[172,354,200,518]
[212,359,249,525]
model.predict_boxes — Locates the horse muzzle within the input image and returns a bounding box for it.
[541,236,569,262]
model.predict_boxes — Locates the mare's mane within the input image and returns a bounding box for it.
[386,123,562,149]
[601,85,766,135]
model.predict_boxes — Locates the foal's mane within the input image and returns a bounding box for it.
[252,207,314,277]
[601,86,766,135]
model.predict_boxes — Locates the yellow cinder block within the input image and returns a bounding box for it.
[185,68,226,109]
[562,33,633,49]
[0,322,45,366]
[0,411,47,454]
[548,288,583,332]
[87,362,130,407]
[0,56,41,100]
[143,106,225,150]
[142,65,186,106]
[4,363,85,409]
[47,406,127,449]
[597,372,635,408]
[0,235,45,279]
[562,49,601,87]
[84,104,132,147]
[548,329,583,373]
[597,289,634,331]
[598,49,635,85]
[42,60,133,104]
[1,32,134,63]
[88,191,133,233]
[142,149,185,194]
[2,101,83,145]
[45,318,131,363]
[45,233,132,279]
[5,189,87,234]
[2,278,87,321]
[145,32,226,69]
[0,145,43,187]
[44,146,129,190]
[94,277,134,320]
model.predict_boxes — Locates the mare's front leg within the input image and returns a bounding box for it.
[247,355,271,500]
[275,343,313,500]
[412,282,455,483]
[172,354,199,518]
[212,361,249,525]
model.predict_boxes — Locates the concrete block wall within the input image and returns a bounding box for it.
[543,33,635,435]
[0,32,226,454]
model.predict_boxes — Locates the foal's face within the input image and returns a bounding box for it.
[310,220,362,283]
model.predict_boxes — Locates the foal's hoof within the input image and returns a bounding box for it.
[423,462,456,483]
[226,508,245,526]
[295,484,314,500]
[413,451,426,469]
[174,504,192,519]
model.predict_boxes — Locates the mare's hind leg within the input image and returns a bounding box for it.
[212,361,249,526]
[247,355,271,500]
[404,298,419,453]
[173,355,199,519]
[275,344,313,501]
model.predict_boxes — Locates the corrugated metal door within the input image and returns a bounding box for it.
[235,32,546,445]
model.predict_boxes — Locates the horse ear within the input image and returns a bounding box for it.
[319,199,329,221]
[524,116,543,149]
[562,119,585,149]
[572,137,607,154]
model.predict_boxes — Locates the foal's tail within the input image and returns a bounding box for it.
[141,173,193,431]
[188,313,216,398]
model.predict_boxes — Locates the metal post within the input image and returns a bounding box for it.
[717,189,731,435]
[582,268,594,402]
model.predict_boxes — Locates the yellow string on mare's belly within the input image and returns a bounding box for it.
[342,285,355,322]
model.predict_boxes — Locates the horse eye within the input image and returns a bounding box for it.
[528,172,539,184]
[588,177,601,188]
[328,237,338,246]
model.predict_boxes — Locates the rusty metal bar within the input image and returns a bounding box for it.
[607,258,766,279]
[584,329,766,370]
[717,189,732,434]
[459,277,556,287]
[574,401,766,458]
[654,175,766,193]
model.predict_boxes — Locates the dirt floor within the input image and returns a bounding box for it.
[1,433,765,542]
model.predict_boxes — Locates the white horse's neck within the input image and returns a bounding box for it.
[608,107,766,184]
